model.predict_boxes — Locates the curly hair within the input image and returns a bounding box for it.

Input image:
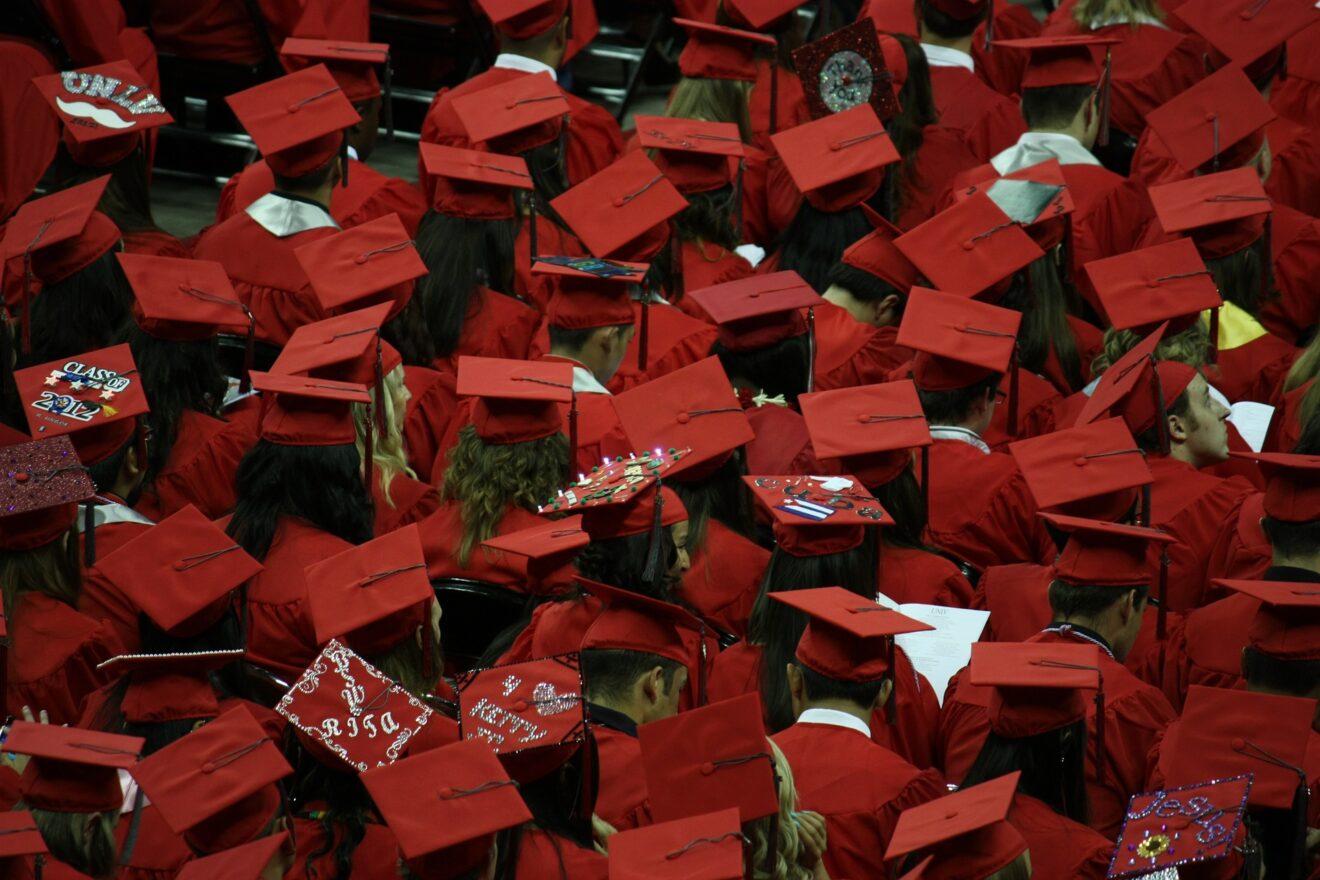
[1090,321,1210,376]
[439,425,569,566]
[746,739,814,880]
[1073,0,1163,28]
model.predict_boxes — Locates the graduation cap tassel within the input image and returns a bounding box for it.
[1096,49,1112,148]
[806,306,816,394]
[670,222,685,302]
[117,787,146,868]
[1093,684,1105,785]
[1207,305,1219,365]
[919,447,930,513]
[568,393,579,479]
[83,501,96,567]
[34,856,42,880]
[641,478,665,595]
[363,401,375,497]
[1152,360,1171,457]
[528,193,539,269]
[374,338,387,436]
[421,596,435,679]
[382,53,395,142]
[1140,483,1151,528]
[638,292,651,371]
[885,638,897,725]
[340,133,350,188]
[1008,348,1020,438]
[983,8,993,53]
[769,58,779,135]
[240,311,255,395]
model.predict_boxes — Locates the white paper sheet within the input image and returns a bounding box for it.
[876,593,989,706]
[1227,401,1274,453]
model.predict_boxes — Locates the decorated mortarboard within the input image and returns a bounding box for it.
[455,654,588,783]
[894,191,1045,300]
[97,649,247,724]
[608,809,745,880]
[95,503,261,636]
[362,738,532,878]
[1108,775,1251,878]
[0,813,47,861]
[799,381,931,488]
[474,0,569,39]
[7,722,142,813]
[1236,451,1320,523]
[451,72,569,152]
[1009,417,1152,521]
[1177,0,1320,72]
[1085,239,1220,334]
[770,104,899,213]
[0,436,93,552]
[14,343,149,466]
[675,18,775,83]
[456,355,572,446]
[303,523,433,655]
[969,642,1101,739]
[638,692,779,822]
[277,638,434,772]
[225,65,360,179]
[550,151,688,261]
[793,19,901,122]
[133,705,293,843]
[175,833,291,880]
[898,287,1021,388]
[31,61,172,167]
[1043,513,1174,589]
[745,473,893,557]
[420,142,532,220]
[951,159,1075,252]
[635,116,744,195]
[884,772,1027,880]
[1215,577,1320,661]
[841,214,919,293]
[1159,685,1313,810]
[723,0,800,30]
[294,212,425,316]
[611,356,753,481]
[771,586,933,681]
[686,270,820,352]
[1148,167,1272,260]
[1145,65,1274,174]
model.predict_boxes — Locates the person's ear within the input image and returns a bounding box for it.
[124,443,141,478]
[786,664,804,704]
[1167,412,1189,444]
[872,294,902,327]
[875,678,894,712]
[555,15,570,49]
[641,667,663,706]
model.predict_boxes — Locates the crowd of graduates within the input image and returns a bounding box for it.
[5,0,1320,877]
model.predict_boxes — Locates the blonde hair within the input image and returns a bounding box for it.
[354,366,416,509]
[1090,323,1210,377]
[1285,333,1320,433]
[668,77,754,144]
[1073,0,1163,28]
[746,739,815,880]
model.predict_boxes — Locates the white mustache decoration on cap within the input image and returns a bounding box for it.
[55,97,136,130]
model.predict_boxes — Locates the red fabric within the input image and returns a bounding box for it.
[590,722,650,832]
[79,515,153,653]
[927,66,1027,164]
[420,67,623,198]
[773,721,947,880]
[881,544,975,608]
[1142,593,1253,713]
[983,367,1063,450]
[114,803,194,880]
[673,240,755,311]
[402,364,458,485]
[216,158,429,236]
[241,517,354,678]
[1266,377,1311,454]
[512,828,608,880]
[894,124,983,231]
[134,399,262,522]
[744,403,820,475]
[604,301,720,394]
[1008,792,1113,880]
[923,438,1055,573]
[1258,204,1320,344]
[373,471,441,535]
[286,818,401,880]
[0,39,59,221]
[740,146,778,247]
[6,593,123,724]
[436,289,541,373]
[514,213,587,311]
[747,59,810,152]
[972,5,1043,97]
[938,629,1177,838]
[812,307,913,392]
[192,211,336,346]
[677,520,770,640]
[420,501,577,596]
[121,228,192,259]
[1035,314,1104,395]
[1211,331,1298,406]
[1270,24,1320,126]
[149,0,302,66]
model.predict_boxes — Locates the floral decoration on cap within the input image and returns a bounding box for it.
[1108,775,1251,877]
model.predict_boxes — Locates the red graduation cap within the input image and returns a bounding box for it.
[1044,512,1174,592]
[1177,0,1320,74]
[14,343,149,467]
[636,115,745,195]
[456,354,572,447]
[1073,321,1167,428]
[884,772,1027,880]
[2,176,118,351]
[1217,578,1320,661]
[175,833,291,880]
[1145,64,1274,174]
[799,380,931,488]
[1160,685,1313,809]
[1109,775,1251,878]
[225,65,360,179]
[898,286,1020,390]
[0,813,47,861]
[770,103,899,213]
[474,0,568,39]
[280,36,389,106]
[272,303,397,387]
[31,61,172,168]
[745,473,893,557]
[1084,239,1220,335]
[303,523,434,655]
[550,151,688,261]
[675,17,775,83]
[362,738,532,877]
[95,503,261,636]
[894,191,1044,300]
[276,638,435,772]
[536,257,645,330]
[450,72,568,154]
[480,515,589,591]
[0,436,93,552]
[995,34,1118,88]
[1009,416,1151,523]
[793,19,902,122]
[771,586,933,681]
[7,722,142,813]
[950,159,1076,251]
[580,577,706,669]
[969,642,1101,739]
[723,0,800,29]
[249,370,370,447]
[841,215,919,293]
[611,356,753,482]
[1148,166,1272,259]
[924,0,989,21]
[608,808,745,880]
[98,649,247,724]
[1246,451,1320,522]
[420,142,532,220]
[294,212,425,316]
[638,692,779,822]
[687,270,820,352]
[456,654,588,784]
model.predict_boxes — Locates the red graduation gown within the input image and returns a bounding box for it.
[1008,792,1113,880]
[372,471,441,536]
[747,58,811,151]
[773,721,947,880]
[983,367,1063,449]
[671,240,755,314]
[893,124,983,231]
[604,301,720,395]
[434,287,540,374]
[927,65,1027,163]
[513,828,608,880]
[589,720,650,832]
[134,398,262,522]
[677,520,771,641]
[420,501,577,596]
[1205,492,1271,585]
[122,228,191,259]
[420,66,623,197]
[1266,377,1310,454]
[922,436,1055,572]
[0,39,59,222]
[1142,593,1252,713]
[114,803,194,880]
[744,402,820,476]
[78,497,154,654]
[241,518,354,678]
[149,0,300,65]
[287,818,401,880]
[813,306,913,392]
[938,628,1176,838]
[880,543,975,609]
[402,365,458,485]
[192,210,336,346]
[1270,23,1320,126]
[6,593,122,725]
[1210,325,1298,406]
[216,158,429,236]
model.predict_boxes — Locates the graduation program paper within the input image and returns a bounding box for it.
[876,593,989,706]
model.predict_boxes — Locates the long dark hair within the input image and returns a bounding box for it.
[774,201,874,294]
[502,745,597,879]
[671,451,755,552]
[1001,257,1086,392]
[227,441,375,560]
[870,464,928,549]
[748,532,879,731]
[44,143,160,233]
[887,34,939,218]
[123,324,228,484]
[21,248,134,367]
[0,530,82,619]
[414,210,519,358]
[286,756,373,880]
[574,527,680,603]
[711,335,810,406]
[962,721,1091,825]
[381,292,438,367]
